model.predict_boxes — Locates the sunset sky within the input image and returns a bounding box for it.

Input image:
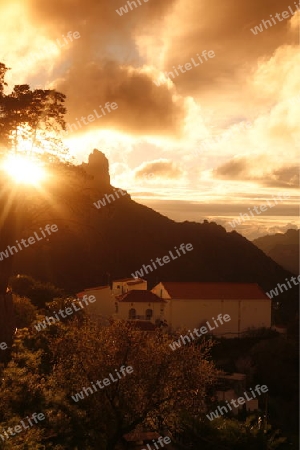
[0,0,299,239]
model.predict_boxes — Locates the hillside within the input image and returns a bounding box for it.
[253,229,299,275]
[10,150,298,323]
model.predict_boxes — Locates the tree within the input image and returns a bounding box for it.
[0,64,67,159]
[9,275,64,309]
[49,320,218,449]
[176,413,287,449]
[0,319,218,449]
[0,62,69,353]
[13,295,37,329]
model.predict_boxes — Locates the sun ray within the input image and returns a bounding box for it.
[2,153,46,185]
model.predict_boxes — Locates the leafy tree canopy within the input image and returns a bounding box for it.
[0,62,68,162]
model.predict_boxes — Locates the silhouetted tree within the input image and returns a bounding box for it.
[0,63,68,353]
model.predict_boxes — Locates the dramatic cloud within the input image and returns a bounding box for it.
[57,62,185,136]
[265,166,300,188]
[26,0,184,135]
[1,0,184,135]
[135,160,182,179]
[214,159,299,189]
[153,0,299,97]
[214,158,249,179]
[0,0,299,238]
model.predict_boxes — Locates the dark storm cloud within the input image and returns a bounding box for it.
[59,61,185,136]
[24,0,183,135]
[5,0,298,135]
[135,160,182,179]
[163,0,298,95]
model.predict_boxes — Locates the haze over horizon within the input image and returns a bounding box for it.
[0,0,299,238]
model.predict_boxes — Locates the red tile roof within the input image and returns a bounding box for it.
[156,282,268,300]
[117,290,167,303]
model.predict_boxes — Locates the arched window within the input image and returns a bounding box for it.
[129,308,136,319]
[146,309,153,320]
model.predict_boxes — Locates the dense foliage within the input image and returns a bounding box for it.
[0,63,67,160]
[0,295,294,449]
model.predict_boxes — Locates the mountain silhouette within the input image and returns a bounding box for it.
[253,229,299,275]
[11,150,298,323]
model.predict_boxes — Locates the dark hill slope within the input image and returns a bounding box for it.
[253,229,299,275]
[11,150,298,322]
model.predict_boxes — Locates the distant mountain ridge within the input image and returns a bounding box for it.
[10,150,298,323]
[253,229,299,275]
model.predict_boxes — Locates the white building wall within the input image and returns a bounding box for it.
[151,282,170,299]
[168,299,237,336]
[171,298,271,336]
[239,299,271,332]
[152,293,271,336]
[112,279,147,296]
[127,283,148,291]
[117,302,165,323]
[78,286,115,318]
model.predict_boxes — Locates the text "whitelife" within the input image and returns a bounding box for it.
[0,224,58,261]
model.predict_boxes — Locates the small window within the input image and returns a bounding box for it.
[115,302,118,313]
[129,308,136,319]
[146,309,153,320]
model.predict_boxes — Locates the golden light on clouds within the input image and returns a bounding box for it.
[0,0,299,237]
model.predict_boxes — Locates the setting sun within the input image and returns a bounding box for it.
[2,154,46,185]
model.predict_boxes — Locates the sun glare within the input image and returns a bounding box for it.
[2,154,46,185]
